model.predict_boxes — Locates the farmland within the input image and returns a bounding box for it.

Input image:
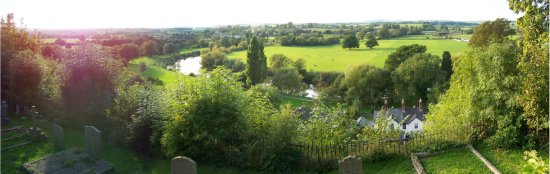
[227,38,467,72]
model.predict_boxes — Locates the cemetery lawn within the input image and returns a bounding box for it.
[420,148,492,174]
[326,157,415,174]
[226,39,467,72]
[0,117,264,174]
[474,143,550,174]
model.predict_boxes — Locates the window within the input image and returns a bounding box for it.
[414,123,419,129]
[402,124,406,129]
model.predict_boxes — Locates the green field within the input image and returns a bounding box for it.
[128,57,182,85]
[42,38,84,44]
[421,148,492,174]
[227,39,467,72]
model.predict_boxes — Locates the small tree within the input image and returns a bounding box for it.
[162,43,177,54]
[245,36,268,86]
[341,35,359,50]
[365,36,379,49]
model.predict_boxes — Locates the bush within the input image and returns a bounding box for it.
[107,80,166,154]
[161,68,256,162]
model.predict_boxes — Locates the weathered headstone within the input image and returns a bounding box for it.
[171,156,197,174]
[15,104,20,115]
[339,156,362,174]
[24,106,29,115]
[51,124,64,151]
[84,126,101,160]
[2,100,7,117]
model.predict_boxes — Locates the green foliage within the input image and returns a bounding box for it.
[269,54,292,71]
[271,68,304,94]
[1,13,42,101]
[162,43,178,54]
[297,101,357,145]
[107,80,166,153]
[469,18,515,48]
[118,43,140,63]
[441,51,453,81]
[384,44,427,72]
[365,36,379,49]
[391,53,446,103]
[509,0,549,146]
[332,64,389,107]
[141,40,158,56]
[341,35,359,50]
[425,44,522,148]
[61,44,123,126]
[7,51,44,106]
[247,83,281,105]
[200,48,227,71]
[245,36,268,86]
[161,67,266,162]
[522,150,549,174]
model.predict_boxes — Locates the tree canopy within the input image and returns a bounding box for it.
[245,36,268,86]
[341,35,359,50]
[384,44,427,72]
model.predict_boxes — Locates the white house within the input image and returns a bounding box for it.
[371,99,426,134]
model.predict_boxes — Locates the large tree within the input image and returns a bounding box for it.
[245,36,268,86]
[469,18,515,48]
[391,53,446,103]
[1,13,41,101]
[441,51,453,81]
[118,43,140,63]
[269,54,292,71]
[365,36,379,49]
[508,0,549,145]
[341,35,359,50]
[384,44,427,72]
[141,40,158,56]
[271,68,304,94]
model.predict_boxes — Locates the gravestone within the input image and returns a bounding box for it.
[51,124,64,151]
[2,100,7,117]
[84,126,101,160]
[23,106,29,115]
[339,156,362,174]
[171,156,197,174]
[15,104,20,115]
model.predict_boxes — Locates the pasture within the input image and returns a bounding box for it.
[227,38,467,72]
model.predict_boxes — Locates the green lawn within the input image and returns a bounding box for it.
[474,143,549,174]
[279,95,313,107]
[128,57,182,85]
[0,117,264,174]
[326,157,415,174]
[420,148,492,174]
[227,39,467,72]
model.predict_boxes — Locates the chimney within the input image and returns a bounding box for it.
[401,99,405,112]
[418,99,423,111]
[384,98,388,111]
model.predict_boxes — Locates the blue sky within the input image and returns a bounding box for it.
[0,0,519,29]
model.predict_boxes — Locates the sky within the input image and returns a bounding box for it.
[0,0,520,29]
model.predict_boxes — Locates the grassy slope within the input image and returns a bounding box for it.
[420,148,492,174]
[279,95,313,107]
[474,144,550,174]
[325,157,415,174]
[227,39,467,72]
[128,57,181,85]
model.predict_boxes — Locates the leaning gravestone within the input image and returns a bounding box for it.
[84,126,101,160]
[339,156,362,174]
[52,124,64,151]
[171,156,197,174]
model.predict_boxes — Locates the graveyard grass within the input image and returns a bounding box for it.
[0,117,262,174]
[226,38,467,72]
[420,148,492,174]
[474,143,550,174]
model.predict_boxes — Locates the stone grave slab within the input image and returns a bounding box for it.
[22,147,113,174]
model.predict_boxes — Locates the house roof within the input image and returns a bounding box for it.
[373,107,427,124]
[356,116,373,128]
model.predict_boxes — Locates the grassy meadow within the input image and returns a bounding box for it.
[227,38,467,72]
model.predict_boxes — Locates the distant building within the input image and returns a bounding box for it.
[372,99,427,133]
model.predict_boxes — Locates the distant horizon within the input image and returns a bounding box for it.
[1,0,519,29]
